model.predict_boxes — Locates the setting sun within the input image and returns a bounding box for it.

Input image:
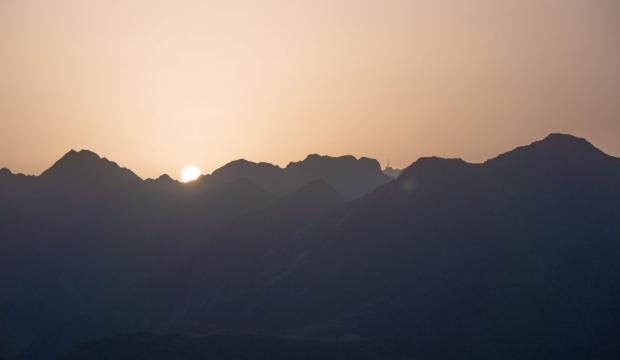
[181,165,202,183]
[1,0,618,357]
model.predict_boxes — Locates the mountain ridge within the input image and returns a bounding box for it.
[40,149,142,185]
[2,133,619,359]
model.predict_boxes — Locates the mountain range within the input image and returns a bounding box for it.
[1,134,619,359]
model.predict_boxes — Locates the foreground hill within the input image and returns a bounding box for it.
[1,134,619,359]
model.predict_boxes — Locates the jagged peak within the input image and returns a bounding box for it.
[41,149,142,182]
[43,149,105,172]
[289,154,364,166]
[0,167,32,179]
[286,154,384,174]
[146,174,178,184]
[64,149,100,161]
[301,154,356,162]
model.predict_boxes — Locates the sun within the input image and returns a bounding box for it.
[181,165,202,183]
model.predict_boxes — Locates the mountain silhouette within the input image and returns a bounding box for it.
[1,134,619,359]
[146,173,177,184]
[0,168,17,187]
[208,154,391,200]
[41,150,142,185]
[486,133,611,169]
[212,133,619,359]
[0,167,30,187]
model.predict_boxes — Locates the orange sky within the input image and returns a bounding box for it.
[1,0,619,179]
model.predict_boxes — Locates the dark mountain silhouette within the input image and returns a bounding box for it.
[0,168,31,187]
[486,133,610,167]
[1,134,620,359]
[201,133,619,359]
[146,173,176,183]
[41,150,142,186]
[208,154,391,200]
[0,168,16,188]
[208,159,281,187]
[0,149,390,359]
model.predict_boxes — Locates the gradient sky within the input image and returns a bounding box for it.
[1,0,619,179]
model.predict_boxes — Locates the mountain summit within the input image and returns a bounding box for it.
[40,149,141,185]
[486,133,609,169]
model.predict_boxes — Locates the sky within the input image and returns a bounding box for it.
[1,0,619,179]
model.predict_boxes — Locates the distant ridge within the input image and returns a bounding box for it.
[209,154,391,200]
[22,150,391,200]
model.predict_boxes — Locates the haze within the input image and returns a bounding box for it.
[1,0,618,179]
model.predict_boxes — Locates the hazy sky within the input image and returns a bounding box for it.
[1,0,619,179]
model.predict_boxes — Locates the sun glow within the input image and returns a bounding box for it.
[181,165,202,183]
